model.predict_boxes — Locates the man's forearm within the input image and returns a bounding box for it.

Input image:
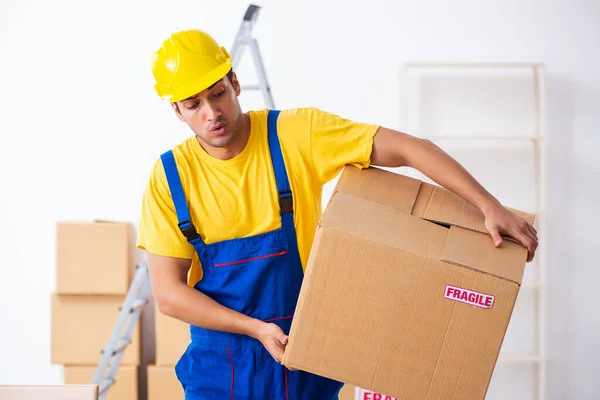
[158,281,265,339]
[371,128,502,215]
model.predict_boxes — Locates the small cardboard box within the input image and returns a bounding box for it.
[0,385,98,399]
[155,306,190,365]
[64,366,138,400]
[147,365,184,400]
[56,221,134,295]
[51,294,140,365]
[283,166,534,400]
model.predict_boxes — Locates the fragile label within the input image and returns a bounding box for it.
[444,285,495,309]
[359,390,400,400]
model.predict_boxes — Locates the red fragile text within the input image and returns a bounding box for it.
[444,285,495,309]
[361,391,400,400]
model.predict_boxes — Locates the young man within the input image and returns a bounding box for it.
[138,30,538,399]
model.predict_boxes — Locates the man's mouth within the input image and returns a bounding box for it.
[211,123,226,135]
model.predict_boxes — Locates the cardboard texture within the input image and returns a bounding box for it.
[338,384,356,400]
[283,166,533,400]
[51,294,140,365]
[147,365,184,400]
[155,305,190,365]
[342,385,402,400]
[56,221,134,295]
[64,366,138,400]
[0,385,98,399]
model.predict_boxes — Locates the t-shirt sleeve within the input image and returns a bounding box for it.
[309,108,380,185]
[136,158,195,259]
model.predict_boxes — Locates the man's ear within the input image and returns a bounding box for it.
[231,72,241,96]
[171,102,186,122]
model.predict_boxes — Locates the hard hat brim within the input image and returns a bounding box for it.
[162,61,232,103]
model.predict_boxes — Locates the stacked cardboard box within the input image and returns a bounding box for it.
[51,221,140,400]
[147,306,188,400]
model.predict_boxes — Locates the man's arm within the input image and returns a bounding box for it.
[148,252,290,362]
[370,127,538,262]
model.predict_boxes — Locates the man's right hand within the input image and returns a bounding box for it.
[255,322,289,364]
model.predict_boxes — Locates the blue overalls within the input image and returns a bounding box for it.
[160,110,344,399]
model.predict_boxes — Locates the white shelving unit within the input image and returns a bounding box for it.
[396,62,547,400]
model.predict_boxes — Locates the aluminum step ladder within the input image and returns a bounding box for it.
[91,259,152,400]
[230,4,276,108]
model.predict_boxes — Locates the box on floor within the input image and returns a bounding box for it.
[0,385,98,400]
[155,305,190,365]
[283,166,534,400]
[147,365,184,400]
[64,365,138,400]
[51,294,141,365]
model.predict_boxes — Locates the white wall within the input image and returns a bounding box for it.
[1,0,598,399]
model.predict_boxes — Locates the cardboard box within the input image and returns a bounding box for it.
[56,221,134,295]
[51,294,140,365]
[147,365,184,400]
[64,366,138,400]
[0,385,98,399]
[341,385,401,400]
[155,306,190,365]
[339,384,356,400]
[283,166,534,400]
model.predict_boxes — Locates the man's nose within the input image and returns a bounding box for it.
[205,102,221,121]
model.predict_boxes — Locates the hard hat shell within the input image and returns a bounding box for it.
[152,30,232,102]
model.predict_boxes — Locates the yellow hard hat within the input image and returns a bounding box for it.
[151,30,232,102]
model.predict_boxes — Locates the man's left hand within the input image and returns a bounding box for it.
[483,204,539,262]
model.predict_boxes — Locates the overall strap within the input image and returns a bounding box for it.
[160,150,205,249]
[267,110,294,222]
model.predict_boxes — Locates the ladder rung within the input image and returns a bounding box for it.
[112,338,130,355]
[99,378,114,394]
[130,299,147,313]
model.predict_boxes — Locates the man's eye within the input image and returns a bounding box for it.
[215,88,225,97]
[186,102,199,110]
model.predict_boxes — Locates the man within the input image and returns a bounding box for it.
[138,30,538,399]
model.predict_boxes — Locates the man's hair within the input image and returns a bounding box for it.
[173,69,234,112]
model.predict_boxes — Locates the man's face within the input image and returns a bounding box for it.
[172,73,243,149]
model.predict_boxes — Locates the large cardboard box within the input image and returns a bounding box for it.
[340,385,401,400]
[155,306,190,365]
[339,384,356,400]
[283,166,534,400]
[51,294,140,365]
[64,366,138,400]
[0,385,98,399]
[56,221,134,295]
[147,365,184,400]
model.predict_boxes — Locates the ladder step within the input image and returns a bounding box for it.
[130,299,147,313]
[112,338,130,355]
[99,378,114,394]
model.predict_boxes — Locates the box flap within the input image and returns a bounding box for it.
[337,166,535,238]
[412,182,536,234]
[333,166,422,214]
[413,183,488,233]
[441,226,527,284]
[321,193,447,261]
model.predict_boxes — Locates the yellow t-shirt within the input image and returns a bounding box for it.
[137,107,380,287]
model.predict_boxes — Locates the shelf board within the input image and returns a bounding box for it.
[520,283,545,290]
[422,135,541,142]
[402,62,545,69]
[498,352,543,363]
